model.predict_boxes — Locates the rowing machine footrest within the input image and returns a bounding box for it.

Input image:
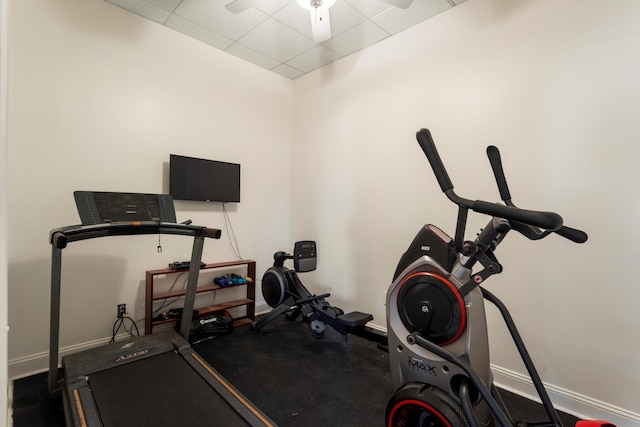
[576,421,616,427]
[337,311,373,328]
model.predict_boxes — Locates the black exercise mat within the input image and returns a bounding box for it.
[194,316,392,427]
[13,315,581,426]
[194,315,580,427]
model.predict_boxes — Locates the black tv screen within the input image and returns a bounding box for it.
[170,154,240,202]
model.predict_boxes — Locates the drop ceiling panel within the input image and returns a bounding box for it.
[271,2,315,39]
[287,45,341,73]
[226,42,283,70]
[371,0,452,35]
[322,20,389,57]
[272,63,305,79]
[174,0,268,40]
[166,14,234,50]
[254,0,292,15]
[103,0,467,79]
[322,1,368,36]
[239,17,317,62]
[343,0,391,18]
[107,0,172,23]
[146,0,182,10]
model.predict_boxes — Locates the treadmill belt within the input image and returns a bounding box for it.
[88,351,249,427]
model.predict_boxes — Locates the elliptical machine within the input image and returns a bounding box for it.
[385,129,614,427]
[253,241,384,345]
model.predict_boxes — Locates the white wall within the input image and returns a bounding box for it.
[7,0,640,424]
[7,0,293,376]
[291,0,639,424]
[1,0,10,424]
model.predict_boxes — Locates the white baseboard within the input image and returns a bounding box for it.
[10,304,271,380]
[11,305,271,380]
[254,301,270,315]
[9,333,136,380]
[492,364,640,426]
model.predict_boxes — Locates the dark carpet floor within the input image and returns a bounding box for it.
[12,315,580,426]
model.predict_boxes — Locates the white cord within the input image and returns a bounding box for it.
[222,202,243,259]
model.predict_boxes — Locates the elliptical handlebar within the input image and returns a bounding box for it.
[485,145,588,244]
[418,129,455,192]
[416,129,563,232]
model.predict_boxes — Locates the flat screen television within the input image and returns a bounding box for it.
[169,154,241,202]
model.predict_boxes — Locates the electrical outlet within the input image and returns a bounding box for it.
[117,304,126,318]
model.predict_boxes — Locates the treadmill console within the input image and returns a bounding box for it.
[74,191,177,225]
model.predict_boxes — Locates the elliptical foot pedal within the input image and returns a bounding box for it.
[337,311,373,328]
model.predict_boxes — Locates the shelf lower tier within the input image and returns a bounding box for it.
[233,318,253,328]
[151,316,252,331]
[149,298,254,331]
[152,283,250,301]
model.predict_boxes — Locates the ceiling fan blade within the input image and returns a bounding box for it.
[310,7,331,42]
[225,0,259,14]
[379,0,414,9]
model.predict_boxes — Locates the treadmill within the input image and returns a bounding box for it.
[48,191,276,427]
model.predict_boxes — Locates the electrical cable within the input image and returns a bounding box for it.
[124,316,140,337]
[210,290,217,307]
[222,202,243,259]
[110,318,123,343]
[152,271,188,317]
[124,316,143,336]
[110,315,140,343]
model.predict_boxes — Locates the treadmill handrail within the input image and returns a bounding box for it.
[50,221,221,248]
[48,220,221,399]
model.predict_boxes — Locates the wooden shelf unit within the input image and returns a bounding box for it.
[145,260,256,334]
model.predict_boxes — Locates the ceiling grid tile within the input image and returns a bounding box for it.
[103,0,462,79]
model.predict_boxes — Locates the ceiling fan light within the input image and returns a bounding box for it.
[296,0,336,11]
[380,0,413,8]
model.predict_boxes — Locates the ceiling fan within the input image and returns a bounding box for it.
[225,0,414,42]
